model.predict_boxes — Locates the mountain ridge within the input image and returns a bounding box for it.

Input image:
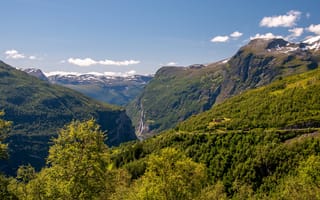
[127,37,320,138]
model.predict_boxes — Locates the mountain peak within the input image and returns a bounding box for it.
[303,35,320,50]
[246,38,289,51]
[22,68,48,81]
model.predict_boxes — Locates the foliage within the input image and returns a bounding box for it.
[39,120,110,199]
[0,111,11,160]
[272,155,320,199]
[0,113,15,200]
[178,68,320,132]
[111,148,206,200]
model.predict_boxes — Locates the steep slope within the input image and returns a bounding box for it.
[126,64,224,138]
[0,61,136,175]
[127,38,320,138]
[47,72,152,106]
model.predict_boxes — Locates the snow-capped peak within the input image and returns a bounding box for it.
[303,35,320,44]
[303,35,320,50]
[44,70,138,78]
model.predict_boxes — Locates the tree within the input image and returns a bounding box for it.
[25,119,111,199]
[0,112,16,200]
[0,111,11,160]
[117,148,206,200]
[197,181,228,200]
[274,155,320,200]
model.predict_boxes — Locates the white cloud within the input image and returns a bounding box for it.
[99,59,140,66]
[260,10,301,27]
[250,33,283,40]
[125,70,137,76]
[29,55,37,60]
[306,24,320,35]
[211,35,229,43]
[5,49,25,59]
[166,62,178,66]
[4,49,39,60]
[285,27,304,41]
[288,27,304,37]
[68,58,97,67]
[230,31,243,38]
[67,57,140,67]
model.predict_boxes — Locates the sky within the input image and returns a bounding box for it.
[0,0,320,75]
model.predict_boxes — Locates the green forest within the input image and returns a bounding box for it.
[1,67,320,199]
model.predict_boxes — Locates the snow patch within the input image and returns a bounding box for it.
[44,70,138,78]
[303,35,320,44]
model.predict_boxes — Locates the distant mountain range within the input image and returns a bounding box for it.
[22,69,153,106]
[126,36,320,138]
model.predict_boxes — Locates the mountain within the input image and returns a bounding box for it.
[41,71,152,106]
[22,68,48,81]
[0,61,137,175]
[111,67,320,198]
[22,69,153,106]
[178,67,320,132]
[126,37,320,138]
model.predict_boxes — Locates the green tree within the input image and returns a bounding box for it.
[23,120,111,199]
[274,155,320,200]
[0,112,15,200]
[197,181,228,200]
[117,148,206,200]
[0,111,11,160]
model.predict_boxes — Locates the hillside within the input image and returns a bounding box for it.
[127,37,320,138]
[178,67,320,132]
[0,61,137,175]
[108,68,320,198]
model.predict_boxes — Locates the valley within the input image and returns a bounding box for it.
[1,6,320,197]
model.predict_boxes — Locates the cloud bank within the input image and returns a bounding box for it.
[67,57,140,67]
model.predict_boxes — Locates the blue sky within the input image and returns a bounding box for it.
[1,0,319,75]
